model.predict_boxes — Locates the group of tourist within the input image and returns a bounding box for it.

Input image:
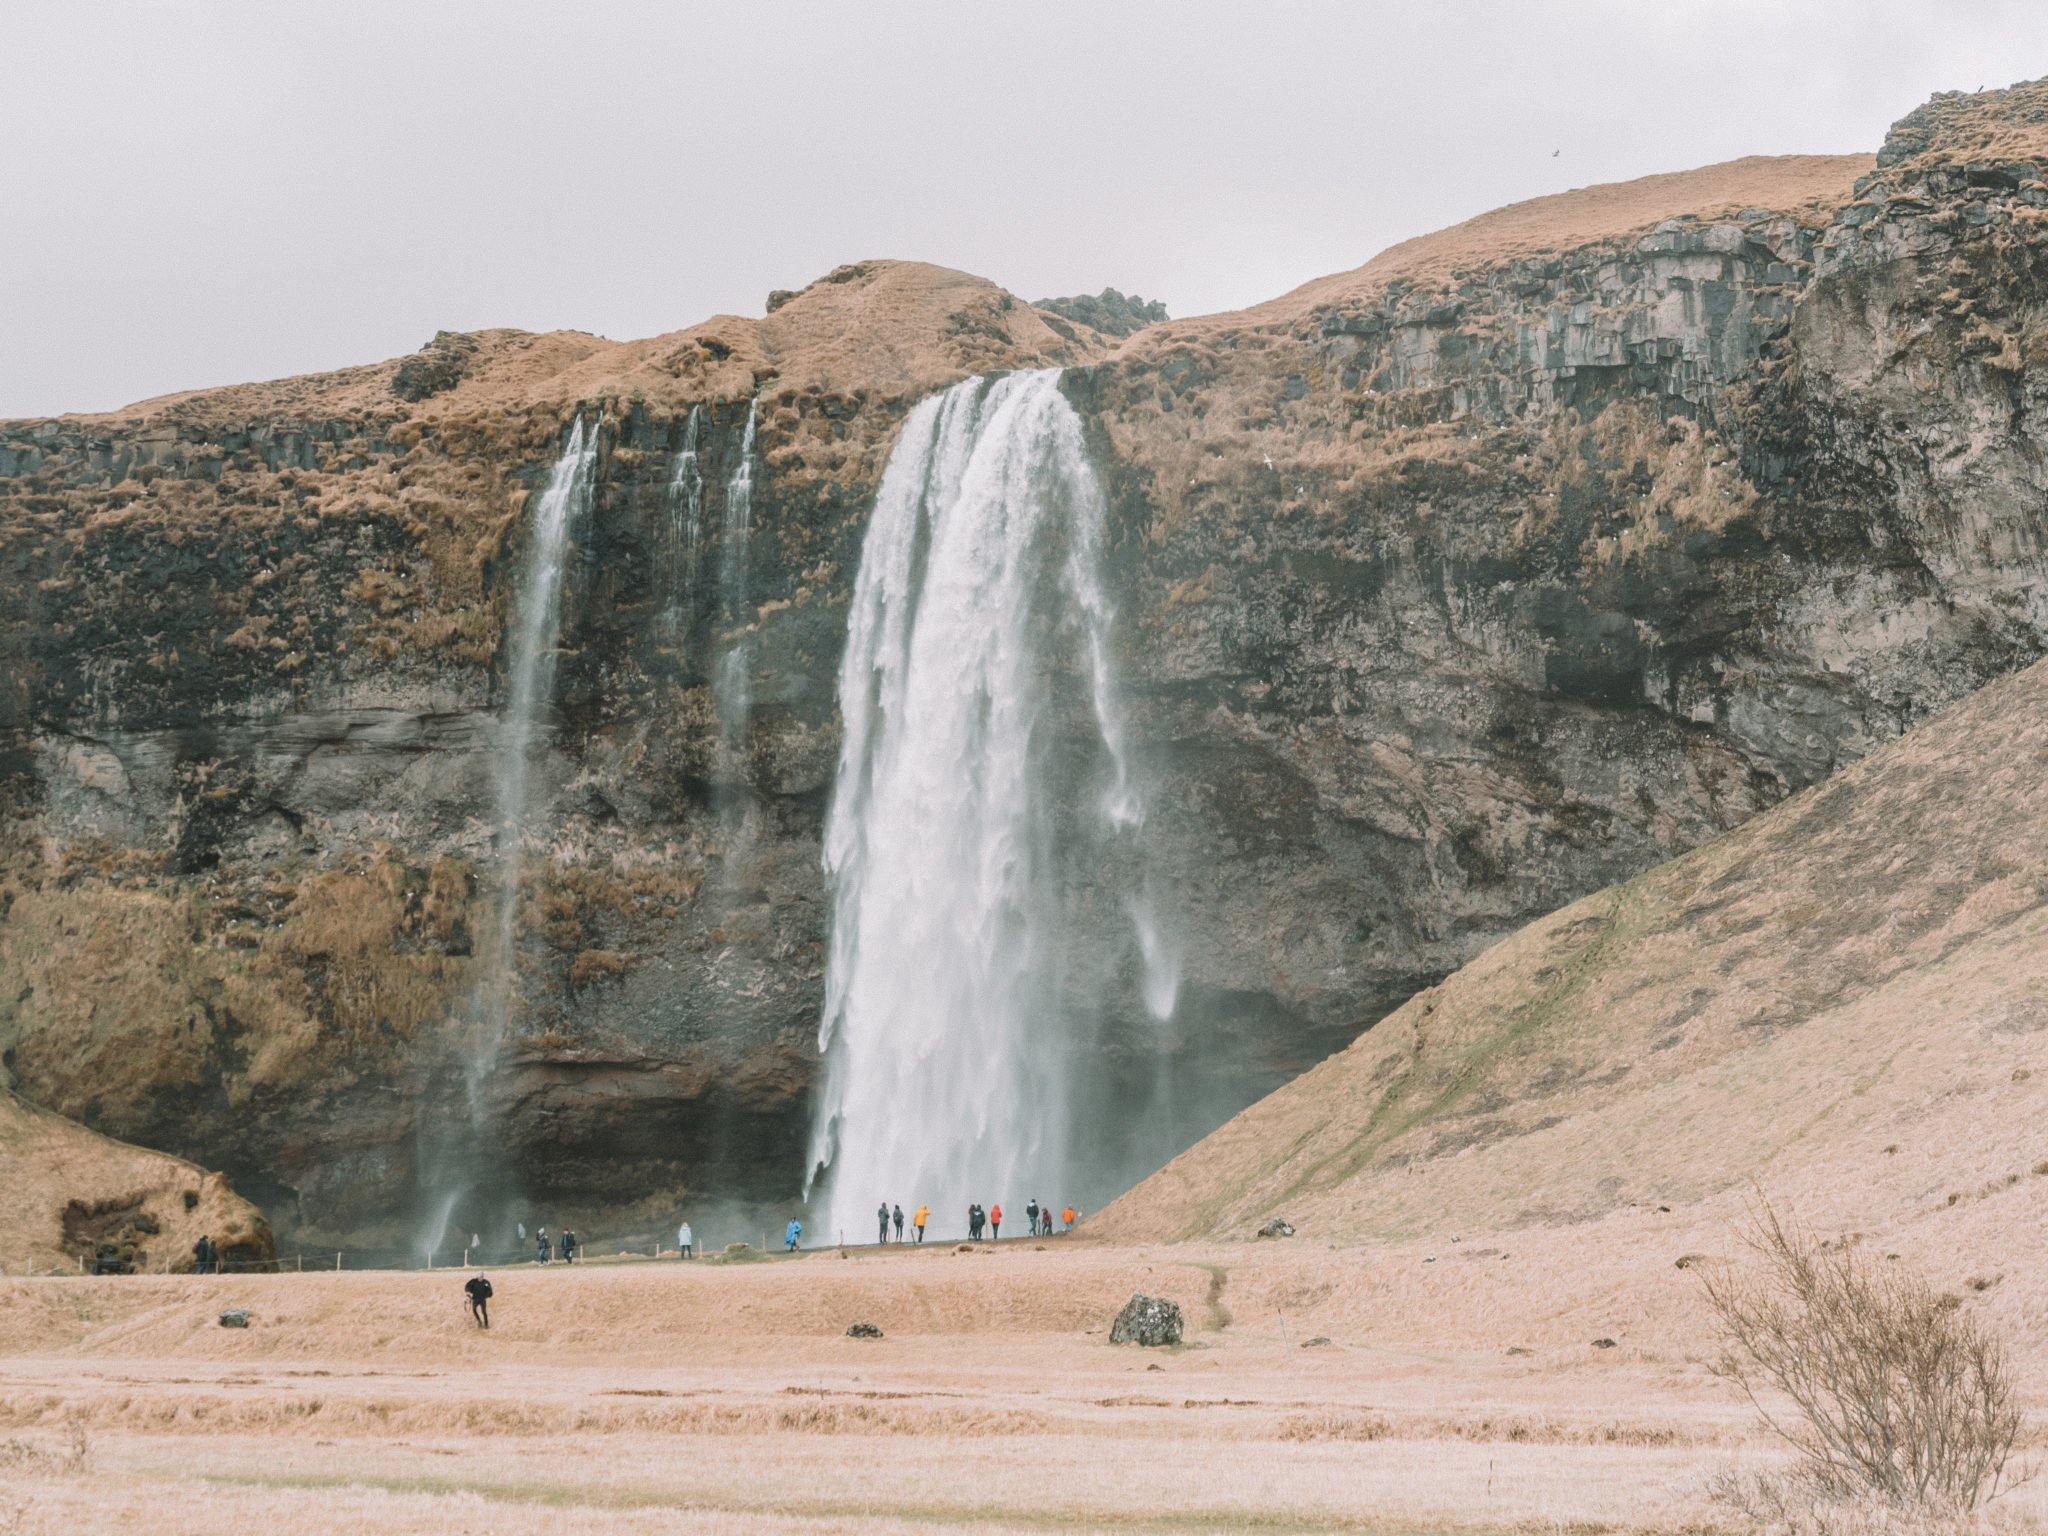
[872,1197,1078,1246]
[515,1222,580,1265]
[454,1194,1088,1326]
[645,1200,1085,1261]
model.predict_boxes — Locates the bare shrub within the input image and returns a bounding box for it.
[1701,1200,2023,1512]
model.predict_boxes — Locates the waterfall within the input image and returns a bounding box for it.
[806,369,1167,1240]
[662,406,702,640]
[473,414,598,1103]
[714,402,758,779]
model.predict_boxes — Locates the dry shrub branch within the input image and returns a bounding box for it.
[1701,1199,2023,1512]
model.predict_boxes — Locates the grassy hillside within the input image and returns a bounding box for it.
[1095,654,2048,1245]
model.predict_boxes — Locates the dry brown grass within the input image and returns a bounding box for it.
[1236,153,1869,327]
[0,1243,2039,1534]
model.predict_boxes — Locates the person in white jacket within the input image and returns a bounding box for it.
[677,1221,694,1259]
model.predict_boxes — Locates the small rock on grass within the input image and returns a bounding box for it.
[1591,1337,1618,1349]
[218,1309,251,1329]
[1301,1336,1333,1348]
[1257,1216,1294,1239]
[846,1322,883,1338]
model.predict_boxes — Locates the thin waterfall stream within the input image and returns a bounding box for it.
[472,415,598,1109]
[714,400,758,787]
[805,369,1173,1240]
[663,405,703,641]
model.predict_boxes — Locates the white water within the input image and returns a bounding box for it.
[473,415,598,1104]
[1131,893,1182,1022]
[662,406,703,638]
[714,402,758,775]
[420,1186,463,1264]
[806,369,1167,1239]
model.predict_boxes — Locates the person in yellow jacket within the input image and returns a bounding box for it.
[912,1204,929,1243]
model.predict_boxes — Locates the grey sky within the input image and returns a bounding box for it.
[7,1,2047,418]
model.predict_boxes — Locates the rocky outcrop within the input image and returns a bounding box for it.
[7,85,2048,1245]
[1035,288,1170,339]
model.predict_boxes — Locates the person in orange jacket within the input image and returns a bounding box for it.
[989,1202,1002,1240]
[1061,1205,1075,1232]
[912,1204,929,1243]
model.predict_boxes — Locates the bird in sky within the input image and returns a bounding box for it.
[1552,149,1560,157]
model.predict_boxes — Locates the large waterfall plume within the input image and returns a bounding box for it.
[806,369,1169,1242]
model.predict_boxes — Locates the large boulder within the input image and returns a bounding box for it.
[1109,1292,1184,1347]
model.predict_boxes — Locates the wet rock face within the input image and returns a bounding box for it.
[0,392,872,1243]
[6,92,2048,1244]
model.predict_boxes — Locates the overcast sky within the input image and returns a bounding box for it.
[8,1,2048,417]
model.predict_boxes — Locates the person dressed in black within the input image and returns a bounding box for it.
[892,1204,904,1241]
[192,1235,213,1275]
[464,1271,493,1329]
[877,1202,891,1245]
[967,1204,983,1241]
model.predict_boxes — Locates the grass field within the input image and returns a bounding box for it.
[4,1225,2043,1535]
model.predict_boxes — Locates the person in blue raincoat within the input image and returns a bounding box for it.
[785,1218,802,1252]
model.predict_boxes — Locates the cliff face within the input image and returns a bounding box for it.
[6,85,2048,1243]
[0,264,1109,1239]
